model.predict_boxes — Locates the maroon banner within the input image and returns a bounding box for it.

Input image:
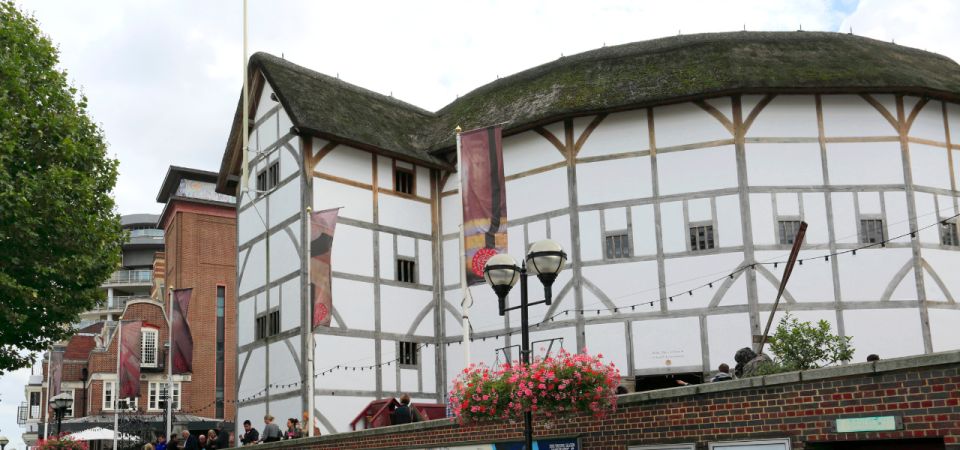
[118,321,142,400]
[171,288,194,374]
[310,208,339,328]
[48,348,64,397]
[461,126,508,285]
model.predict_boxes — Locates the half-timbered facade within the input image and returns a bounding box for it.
[217,31,960,433]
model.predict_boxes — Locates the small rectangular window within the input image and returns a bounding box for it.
[149,382,181,411]
[940,221,958,246]
[689,224,715,251]
[398,341,418,367]
[255,315,267,340]
[395,168,414,195]
[396,258,416,283]
[29,390,41,419]
[859,218,885,244]
[268,161,280,188]
[141,329,158,368]
[269,310,280,336]
[778,220,802,245]
[256,171,267,195]
[604,232,630,259]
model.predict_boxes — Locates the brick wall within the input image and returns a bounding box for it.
[250,353,960,450]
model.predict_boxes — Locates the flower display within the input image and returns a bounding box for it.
[38,435,89,450]
[448,349,620,422]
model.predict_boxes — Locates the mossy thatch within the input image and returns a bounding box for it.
[218,31,960,191]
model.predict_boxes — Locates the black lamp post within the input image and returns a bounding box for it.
[483,239,567,450]
[49,392,74,436]
[0,434,10,450]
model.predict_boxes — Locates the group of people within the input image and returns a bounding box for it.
[239,413,321,446]
[141,424,230,450]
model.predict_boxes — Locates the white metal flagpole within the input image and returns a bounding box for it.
[114,320,121,450]
[455,126,473,367]
[42,349,50,439]
[306,206,315,438]
[240,0,250,195]
[166,288,174,441]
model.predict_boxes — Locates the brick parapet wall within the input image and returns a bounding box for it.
[250,351,960,450]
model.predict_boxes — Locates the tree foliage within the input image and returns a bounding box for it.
[767,313,854,371]
[0,1,124,372]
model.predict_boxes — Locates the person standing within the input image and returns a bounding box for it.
[260,414,282,443]
[215,423,230,448]
[205,430,219,450]
[392,394,414,425]
[710,363,734,382]
[284,418,302,440]
[240,420,259,446]
[155,435,168,450]
[181,430,200,450]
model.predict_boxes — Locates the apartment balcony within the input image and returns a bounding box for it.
[86,295,151,313]
[102,269,153,287]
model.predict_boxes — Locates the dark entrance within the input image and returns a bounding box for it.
[806,438,944,450]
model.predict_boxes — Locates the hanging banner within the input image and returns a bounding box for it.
[48,348,65,397]
[171,288,194,374]
[310,208,339,328]
[118,320,143,399]
[461,125,508,285]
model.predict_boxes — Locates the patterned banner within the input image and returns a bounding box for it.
[461,126,508,285]
[310,208,339,328]
[48,348,64,397]
[171,288,194,374]
[118,321,142,399]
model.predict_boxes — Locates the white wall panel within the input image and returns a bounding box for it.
[314,395,375,433]
[331,225,374,277]
[746,95,818,137]
[831,193,857,243]
[579,210,602,261]
[280,277,301,332]
[577,110,649,158]
[750,194,775,246]
[843,309,924,360]
[837,248,914,301]
[633,317,702,370]
[255,81,276,121]
[911,144,951,190]
[707,313,752,370]
[314,335,376,390]
[687,198,711,222]
[277,106,293,138]
[908,100,946,142]
[821,95,897,137]
[313,179,373,222]
[238,347,265,404]
[949,103,960,140]
[379,196,431,234]
[269,225,300,281]
[268,340,300,388]
[630,205,656,256]
[716,195,742,247]
[238,299,255,347]
[256,114,278,151]
[377,155,393,189]
[416,166,431,197]
[418,239,433,286]
[331,278,375,330]
[316,146,372,184]
[759,250,833,302]
[420,346,437,393]
[502,130,565,176]
[604,207,628,230]
[930,309,960,352]
[397,235,415,257]
[239,242,266,295]
[441,193,461,236]
[924,249,960,302]
[747,143,823,186]
[238,204,266,245]
[857,192,881,215]
[549,215,573,258]
[915,192,939,244]
[505,168,568,217]
[664,253,743,310]
[528,220,547,244]
[660,201,685,253]
[658,146,738,195]
[576,157,652,205]
[883,192,911,244]
[442,239,459,285]
[584,322,628,371]
[277,142,300,181]
[654,102,731,148]
[801,193,829,245]
[379,232,394,281]
[776,193,799,216]
[826,142,903,185]
[582,261,658,310]
[400,367,419,393]
[380,285,432,335]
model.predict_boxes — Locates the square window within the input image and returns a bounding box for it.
[395,168,414,195]
[689,224,715,251]
[940,221,958,246]
[859,218,885,244]
[396,258,416,283]
[605,232,630,259]
[398,341,418,367]
[778,220,802,245]
[149,382,180,411]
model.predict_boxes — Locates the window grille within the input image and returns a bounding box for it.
[778,220,802,245]
[940,221,959,246]
[395,168,414,195]
[399,341,418,366]
[141,329,158,368]
[396,258,416,283]
[269,310,280,336]
[689,225,715,251]
[859,218,885,244]
[255,315,267,340]
[605,232,630,259]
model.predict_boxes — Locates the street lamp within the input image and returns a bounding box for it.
[49,392,74,436]
[0,435,10,450]
[483,239,567,450]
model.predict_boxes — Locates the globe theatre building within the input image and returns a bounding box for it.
[215,31,960,433]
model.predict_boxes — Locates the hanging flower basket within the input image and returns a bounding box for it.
[449,349,620,422]
[38,435,89,450]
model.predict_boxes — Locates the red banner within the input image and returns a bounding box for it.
[48,348,64,397]
[461,126,508,285]
[118,321,142,399]
[171,288,194,374]
[310,208,339,328]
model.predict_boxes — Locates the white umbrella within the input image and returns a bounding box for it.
[67,427,139,441]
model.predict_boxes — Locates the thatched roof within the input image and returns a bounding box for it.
[217,31,960,193]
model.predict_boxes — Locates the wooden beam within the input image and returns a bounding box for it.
[859,93,900,131]
[309,141,339,171]
[312,171,373,191]
[741,94,776,134]
[905,97,931,134]
[573,114,608,156]
[534,126,568,159]
[694,100,735,135]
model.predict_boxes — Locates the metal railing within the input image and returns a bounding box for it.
[105,269,153,285]
[90,295,151,311]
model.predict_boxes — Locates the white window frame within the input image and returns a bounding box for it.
[148,381,181,411]
[27,388,42,419]
[62,389,75,417]
[102,381,114,411]
[707,438,791,450]
[141,328,159,368]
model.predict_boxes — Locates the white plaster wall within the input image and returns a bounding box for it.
[331,225,374,277]
[633,317,702,370]
[715,195,742,247]
[379,195,431,234]
[256,112,278,151]
[706,313,752,369]
[915,192,939,244]
[316,146,373,184]
[745,95,818,137]
[909,100,946,142]
[749,194,775,246]
[843,309,924,360]
[315,395,377,433]
[654,102,731,148]
[268,340,300,387]
[239,242,266,295]
[884,192,911,244]
[442,239,459,286]
[578,211,602,261]
[577,110,650,158]
[238,205,266,245]
[657,146,738,196]
[280,277,301,332]
[664,253,744,310]
[630,205,656,256]
[417,166,431,197]
[582,261,658,310]
[238,299,255,347]
[930,309,960,352]
[758,250,834,303]
[801,193,829,245]
[746,143,823,186]
[826,142,904,185]
[821,95,897,137]
[377,155,393,188]
[550,214,573,258]
[831,193,857,243]
[418,239,433,286]
[331,278,375,331]
[314,335,377,390]
[269,224,301,281]
[502,129,565,176]
[583,322,628,370]
[255,80,276,121]
[277,141,300,179]
[380,286,433,336]
[313,179,373,222]
[505,168,568,217]
[660,201,685,253]
[238,347,265,404]
[576,157,652,205]
[441,193,461,236]
[923,249,960,302]
[911,144,952,190]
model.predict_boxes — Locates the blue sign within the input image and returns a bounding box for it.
[494,438,579,450]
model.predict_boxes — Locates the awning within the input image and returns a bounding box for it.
[60,414,231,433]
[66,427,138,441]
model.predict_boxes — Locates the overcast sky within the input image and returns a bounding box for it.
[2,0,959,447]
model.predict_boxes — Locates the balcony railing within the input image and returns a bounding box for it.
[89,295,151,312]
[105,269,153,285]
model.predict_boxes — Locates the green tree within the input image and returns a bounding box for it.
[0,1,125,372]
[767,312,854,371]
